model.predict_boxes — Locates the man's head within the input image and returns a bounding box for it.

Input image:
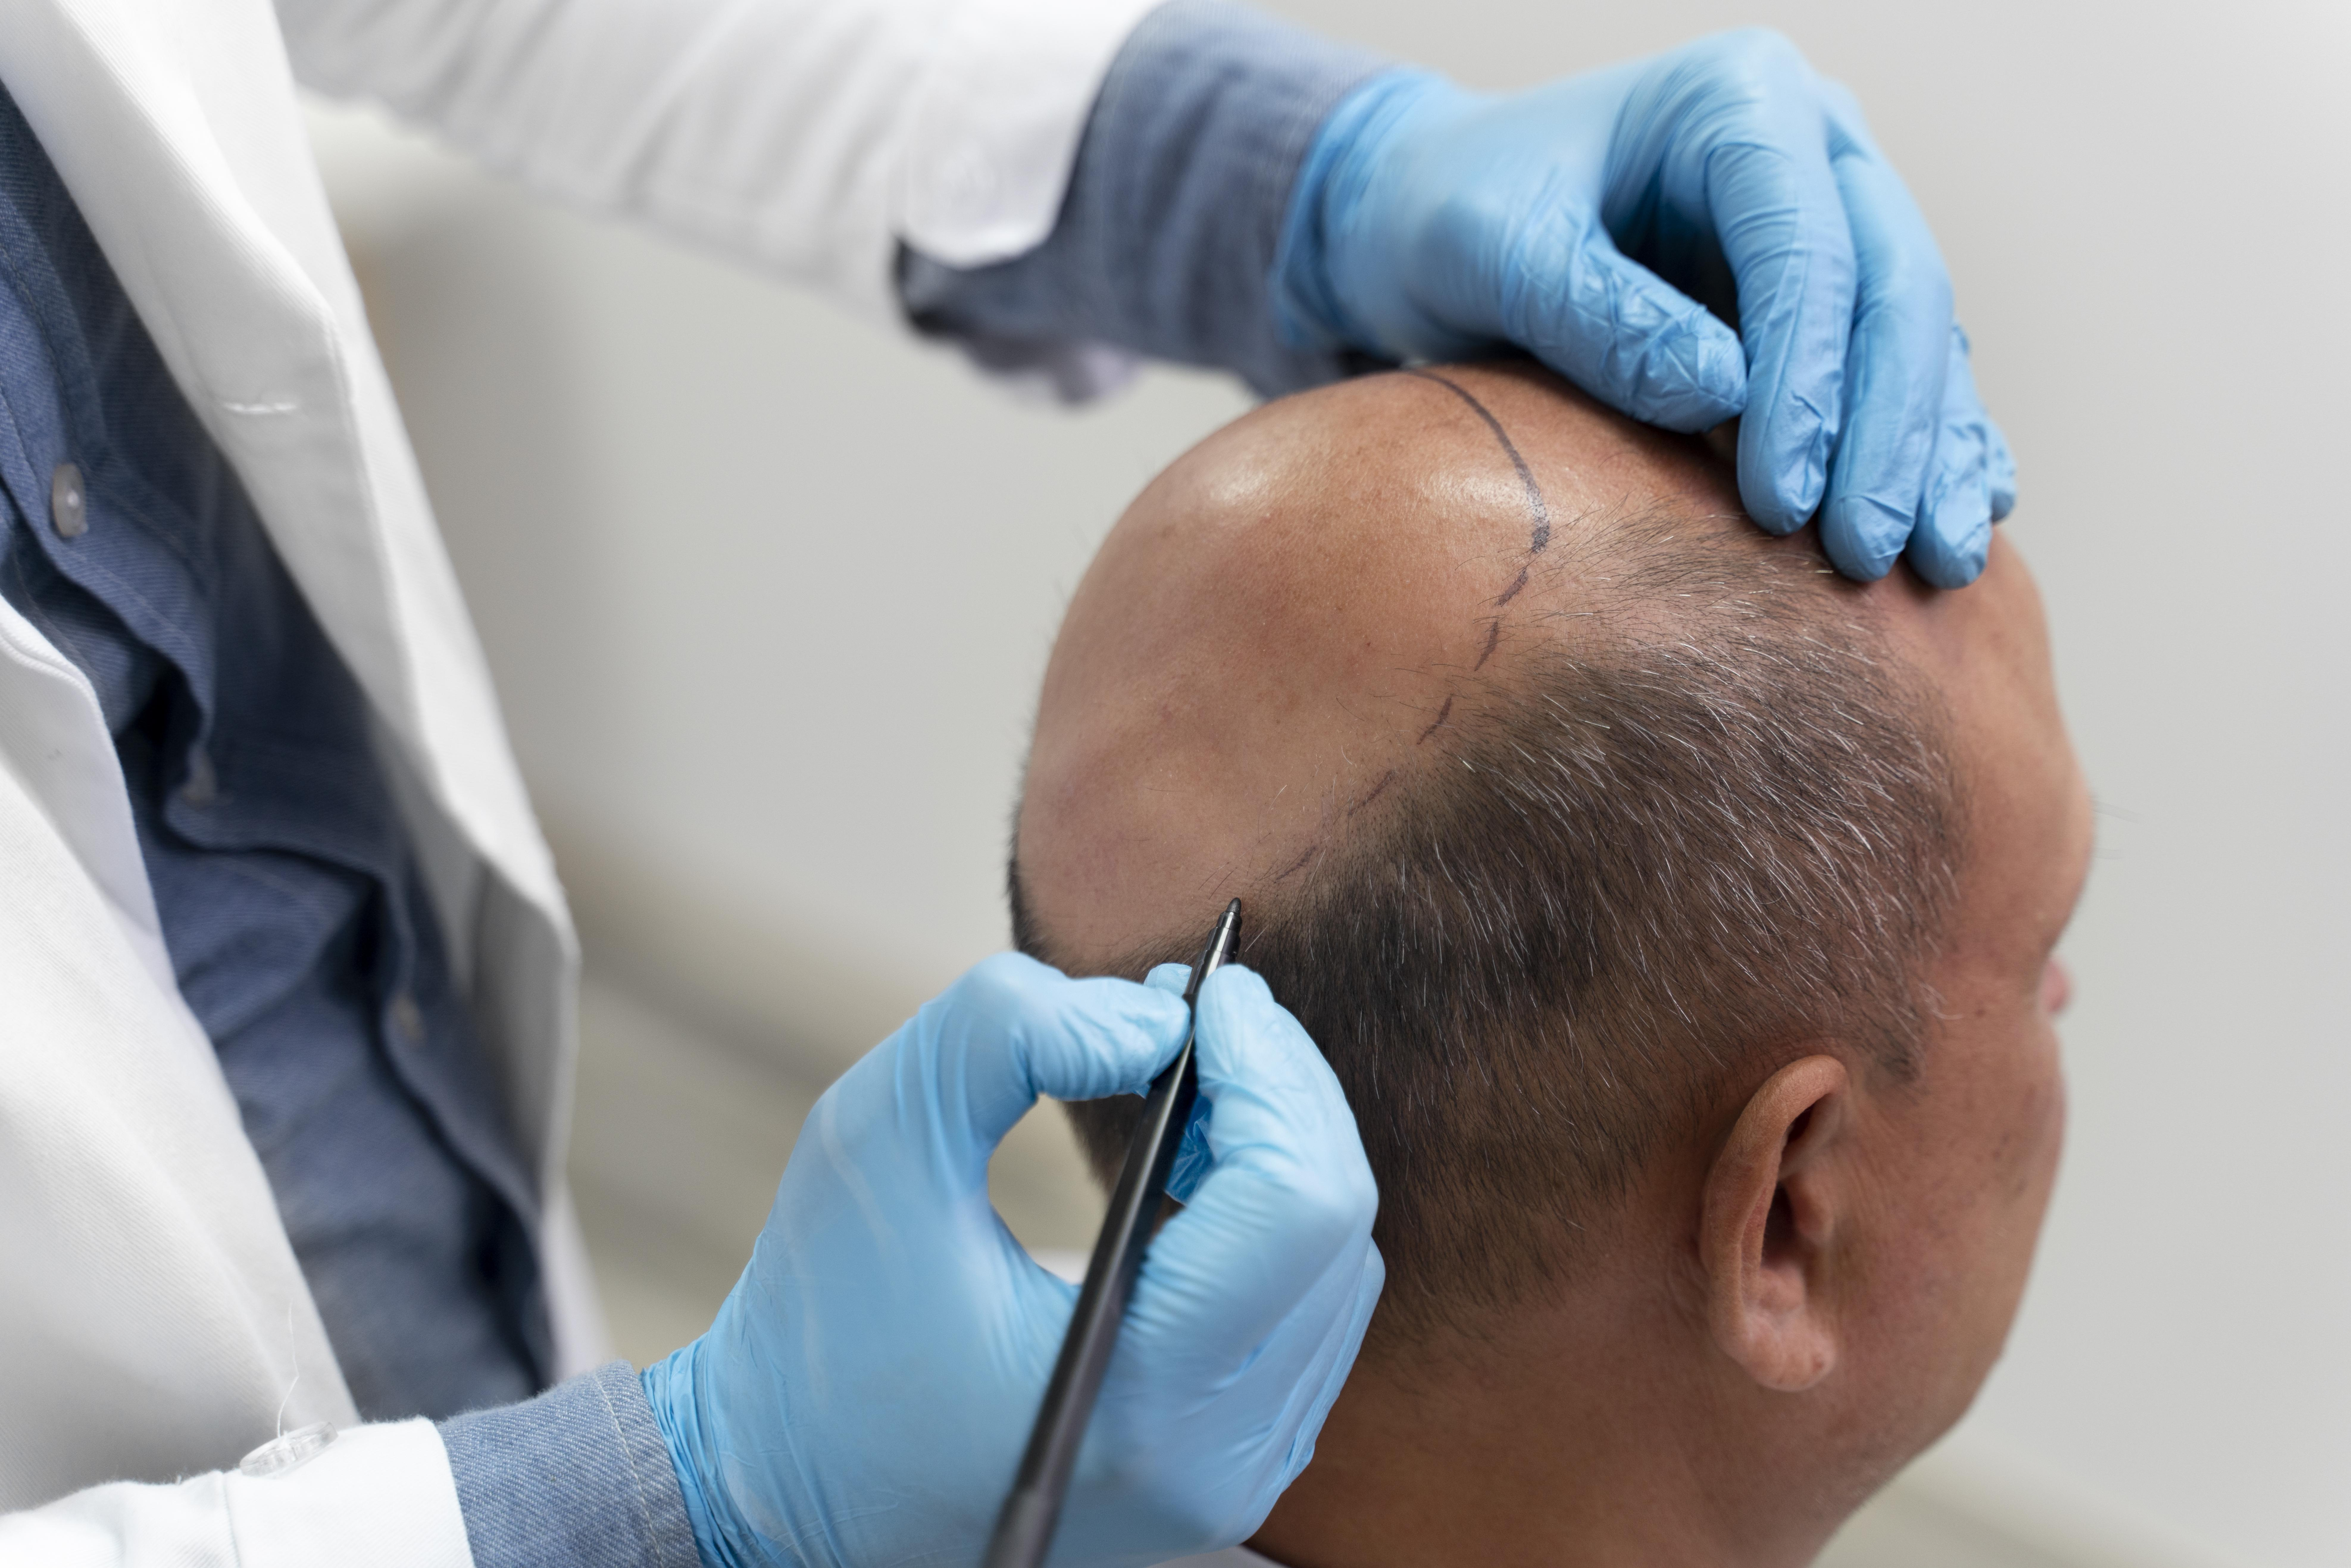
[1012,364,2089,1564]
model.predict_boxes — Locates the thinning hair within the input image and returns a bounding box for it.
[1016,499,1962,1350]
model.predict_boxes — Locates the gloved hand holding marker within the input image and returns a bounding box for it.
[985,901,1244,1568]
[642,918,1383,1568]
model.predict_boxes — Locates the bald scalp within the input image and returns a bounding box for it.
[1015,364,1960,1350]
[1017,365,1735,960]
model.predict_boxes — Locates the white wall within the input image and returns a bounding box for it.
[312,2,2348,1562]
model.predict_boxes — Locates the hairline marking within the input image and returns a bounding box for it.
[1473,619,1502,670]
[1346,769,1397,818]
[1402,368,1552,554]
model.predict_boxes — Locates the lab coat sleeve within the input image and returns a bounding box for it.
[272,0,1165,320]
[0,1421,472,1568]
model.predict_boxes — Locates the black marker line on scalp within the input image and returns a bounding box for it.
[1417,694,1455,744]
[1346,770,1397,817]
[1403,368,1552,554]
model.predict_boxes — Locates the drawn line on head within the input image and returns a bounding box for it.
[1403,369,1551,554]
[1274,844,1317,881]
[1495,566,1530,608]
[1473,619,1502,670]
[1417,694,1455,745]
[1346,770,1397,818]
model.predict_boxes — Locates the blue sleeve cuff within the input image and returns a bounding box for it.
[441,1361,704,1568]
[898,0,1396,399]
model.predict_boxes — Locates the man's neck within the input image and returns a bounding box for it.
[1246,1360,1703,1566]
[1245,1298,1831,1568]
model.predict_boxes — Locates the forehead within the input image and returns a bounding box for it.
[1874,535,2092,969]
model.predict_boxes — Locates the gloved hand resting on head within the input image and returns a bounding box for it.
[1276,27,2015,587]
[642,953,1383,1568]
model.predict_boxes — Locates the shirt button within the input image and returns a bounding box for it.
[49,462,85,539]
[388,992,424,1043]
[180,747,218,808]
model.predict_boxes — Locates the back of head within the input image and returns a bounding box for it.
[1014,363,1959,1350]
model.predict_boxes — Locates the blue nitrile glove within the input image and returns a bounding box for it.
[1146,964,1219,1205]
[642,953,1384,1568]
[1273,28,2016,586]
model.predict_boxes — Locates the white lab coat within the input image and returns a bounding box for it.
[0,0,1152,1557]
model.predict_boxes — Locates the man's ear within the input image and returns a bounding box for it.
[1699,1055,1852,1392]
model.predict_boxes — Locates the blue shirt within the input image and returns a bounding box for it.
[0,78,546,1422]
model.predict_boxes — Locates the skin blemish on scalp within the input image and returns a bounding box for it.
[1404,368,1552,555]
[1346,770,1397,818]
[1417,694,1455,745]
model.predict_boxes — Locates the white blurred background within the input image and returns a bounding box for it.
[307,2,2348,1564]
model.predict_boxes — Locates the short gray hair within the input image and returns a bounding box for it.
[1030,500,1961,1349]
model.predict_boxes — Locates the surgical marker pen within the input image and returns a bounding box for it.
[982,898,1244,1568]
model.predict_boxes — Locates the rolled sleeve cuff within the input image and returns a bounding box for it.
[441,1362,700,1568]
[901,0,1394,399]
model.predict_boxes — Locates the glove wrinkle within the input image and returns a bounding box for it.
[1276,24,2008,578]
